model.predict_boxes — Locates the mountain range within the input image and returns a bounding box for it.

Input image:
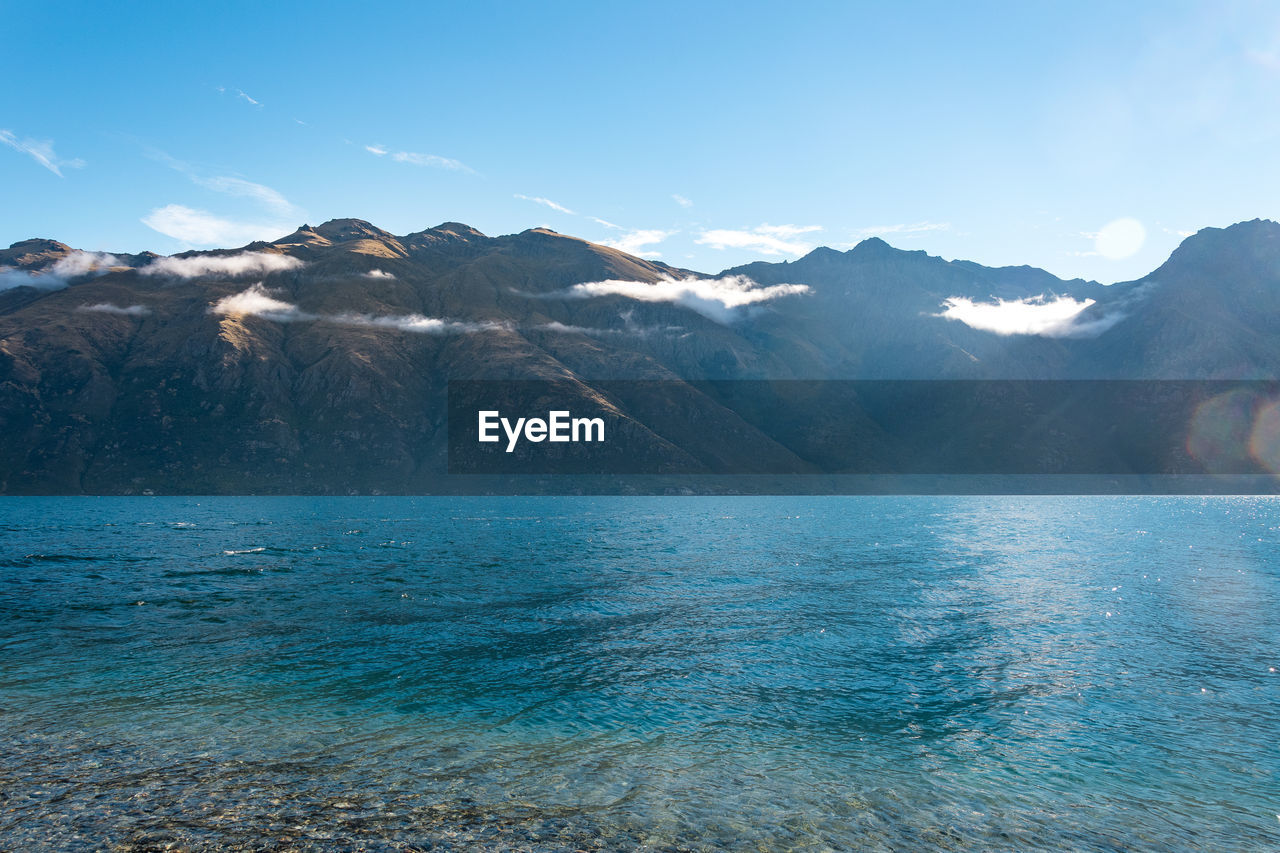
[1,217,1278,493]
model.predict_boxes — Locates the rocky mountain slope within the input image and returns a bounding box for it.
[1,217,1277,493]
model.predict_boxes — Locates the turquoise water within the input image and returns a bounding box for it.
[0,496,1277,851]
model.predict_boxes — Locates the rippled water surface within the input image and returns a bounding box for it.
[1,496,1277,851]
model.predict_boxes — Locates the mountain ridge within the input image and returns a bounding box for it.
[2,216,1278,492]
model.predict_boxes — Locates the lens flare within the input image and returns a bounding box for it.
[1248,399,1280,474]
[1187,389,1261,473]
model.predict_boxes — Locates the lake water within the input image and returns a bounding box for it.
[1,496,1277,851]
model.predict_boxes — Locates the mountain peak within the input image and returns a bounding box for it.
[430,221,485,237]
[798,246,843,263]
[312,218,394,243]
[404,222,488,244]
[1,238,73,269]
[1158,218,1280,277]
[848,236,893,254]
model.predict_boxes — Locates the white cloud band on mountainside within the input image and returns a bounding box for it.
[0,251,121,292]
[210,284,303,319]
[938,294,1123,338]
[142,251,304,278]
[562,275,810,323]
[210,283,503,333]
[334,313,505,334]
[77,302,152,316]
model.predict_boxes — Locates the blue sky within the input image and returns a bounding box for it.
[2,0,1278,283]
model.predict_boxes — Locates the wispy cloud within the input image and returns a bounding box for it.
[696,224,823,256]
[150,151,297,216]
[515,194,575,215]
[237,90,262,106]
[0,252,121,292]
[673,194,693,208]
[559,275,809,323]
[78,302,151,317]
[536,312,680,338]
[0,129,85,177]
[392,151,471,171]
[192,175,293,216]
[142,250,303,278]
[210,283,502,333]
[141,205,295,247]
[600,229,674,258]
[362,269,396,279]
[335,312,505,334]
[144,151,302,246]
[937,294,1123,338]
[851,221,950,240]
[366,145,472,172]
[516,194,674,257]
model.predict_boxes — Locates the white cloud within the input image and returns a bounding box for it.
[78,302,151,316]
[334,313,506,334]
[601,229,673,257]
[0,251,121,292]
[142,250,303,278]
[937,294,1124,338]
[563,274,810,323]
[852,221,950,240]
[366,142,471,172]
[237,90,261,106]
[673,194,693,208]
[208,284,502,333]
[52,251,123,277]
[211,283,303,319]
[362,269,396,279]
[590,217,623,230]
[537,321,609,335]
[192,176,293,216]
[391,150,472,172]
[366,140,471,171]
[536,316,675,337]
[141,205,295,247]
[145,151,301,237]
[696,224,823,256]
[515,194,574,215]
[0,129,85,177]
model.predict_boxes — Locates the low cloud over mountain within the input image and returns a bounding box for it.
[1,216,1277,492]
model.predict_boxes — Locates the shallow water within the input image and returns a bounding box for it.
[1,496,1277,851]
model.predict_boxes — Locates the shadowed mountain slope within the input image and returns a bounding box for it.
[1,217,1277,492]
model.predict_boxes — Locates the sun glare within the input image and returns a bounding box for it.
[1095,217,1147,260]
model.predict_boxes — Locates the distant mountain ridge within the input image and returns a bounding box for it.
[1,217,1277,493]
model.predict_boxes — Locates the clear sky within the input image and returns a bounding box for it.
[2,0,1278,283]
